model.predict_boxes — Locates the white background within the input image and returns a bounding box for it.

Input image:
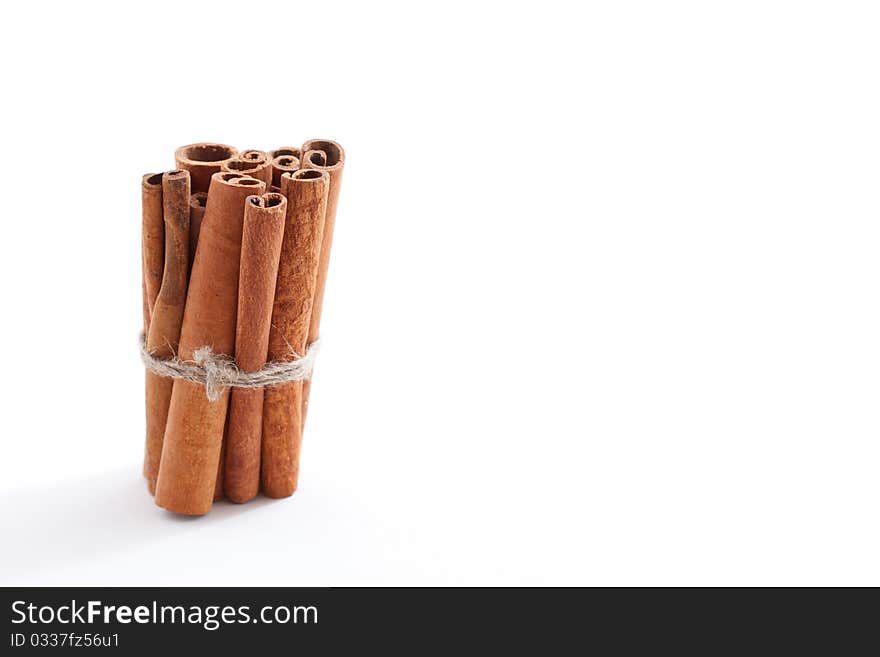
[1,1,878,586]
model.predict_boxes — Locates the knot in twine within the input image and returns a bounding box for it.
[139,333,320,402]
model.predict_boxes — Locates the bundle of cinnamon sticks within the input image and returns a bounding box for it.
[141,140,344,515]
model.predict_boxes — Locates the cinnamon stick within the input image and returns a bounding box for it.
[143,170,191,493]
[224,192,286,503]
[188,191,208,268]
[222,150,273,188]
[141,173,164,483]
[261,169,328,498]
[304,150,326,167]
[141,173,165,332]
[270,154,300,188]
[187,188,214,497]
[300,139,345,425]
[155,172,266,515]
[174,143,238,194]
[269,147,301,160]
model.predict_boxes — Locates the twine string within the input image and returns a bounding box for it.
[139,333,320,402]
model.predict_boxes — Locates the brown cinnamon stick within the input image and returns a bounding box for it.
[269,147,301,160]
[304,150,326,167]
[270,154,300,187]
[300,139,345,425]
[143,170,191,493]
[186,190,217,496]
[188,192,208,268]
[174,143,238,194]
[155,172,266,515]
[224,192,287,503]
[222,150,273,188]
[141,173,164,483]
[261,169,329,498]
[141,173,165,332]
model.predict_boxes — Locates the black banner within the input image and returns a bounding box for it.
[0,587,874,652]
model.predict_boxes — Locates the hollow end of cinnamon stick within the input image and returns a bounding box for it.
[302,139,344,170]
[269,146,302,160]
[246,194,286,211]
[175,143,238,194]
[303,150,327,167]
[163,168,188,182]
[176,143,238,164]
[143,172,164,188]
[292,169,327,181]
[222,150,272,188]
[271,154,300,187]
[279,168,329,197]
[214,171,264,188]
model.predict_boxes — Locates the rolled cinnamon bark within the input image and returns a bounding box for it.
[261,169,329,498]
[141,173,165,331]
[224,192,286,503]
[270,154,300,188]
[155,172,266,515]
[174,143,238,194]
[300,139,345,424]
[188,192,208,268]
[143,170,191,493]
[222,150,273,188]
[269,147,301,160]
[141,173,164,483]
[303,150,326,167]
